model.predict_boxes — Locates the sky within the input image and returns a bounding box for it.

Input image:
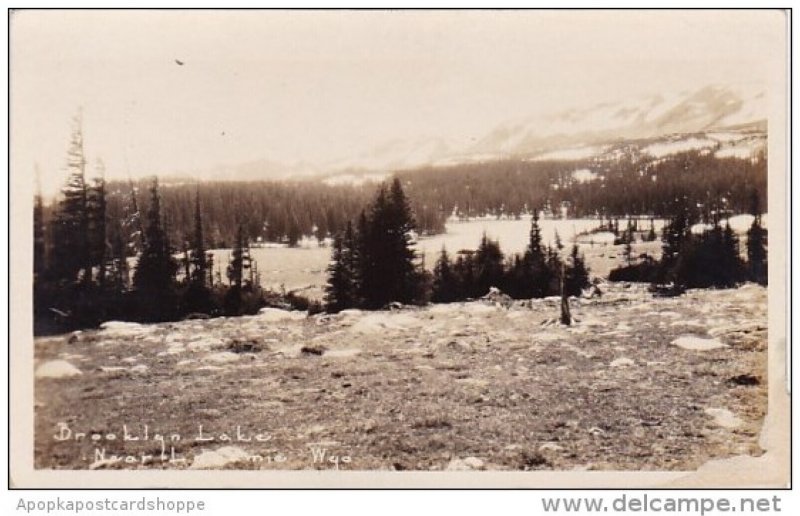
[10,9,784,196]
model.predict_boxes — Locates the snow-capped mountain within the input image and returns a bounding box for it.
[318,83,766,180]
[190,83,767,184]
[462,83,766,160]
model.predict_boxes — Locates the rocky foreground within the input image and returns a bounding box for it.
[34,282,767,471]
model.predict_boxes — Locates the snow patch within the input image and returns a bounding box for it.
[572,169,599,184]
[35,360,82,379]
[186,337,224,353]
[464,304,497,314]
[610,357,635,368]
[202,352,240,364]
[672,335,727,351]
[446,456,485,471]
[256,308,306,323]
[533,145,607,161]
[704,408,743,429]
[189,446,252,469]
[349,313,421,334]
[643,138,716,158]
[98,321,151,338]
[324,348,362,358]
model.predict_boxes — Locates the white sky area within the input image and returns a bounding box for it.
[11,10,781,196]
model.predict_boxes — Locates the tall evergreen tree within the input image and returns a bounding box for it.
[33,171,46,280]
[51,114,90,285]
[87,160,108,288]
[325,221,360,312]
[746,190,768,285]
[565,244,590,296]
[432,247,458,303]
[185,190,213,313]
[108,220,129,292]
[189,190,209,287]
[474,233,505,296]
[388,178,420,304]
[659,204,690,284]
[721,221,743,286]
[225,224,252,315]
[357,179,421,308]
[521,209,551,298]
[133,178,178,318]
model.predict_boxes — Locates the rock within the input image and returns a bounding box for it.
[482,287,513,308]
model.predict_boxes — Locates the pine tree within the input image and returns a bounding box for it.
[565,244,590,296]
[225,224,250,315]
[545,245,563,296]
[746,191,768,285]
[189,190,209,287]
[133,178,178,318]
[722,221,743,286]
[388,178,420,304]
[432,247,458,303]
[87,160,108,288]
[356,179,421,308]
[453,251,476,300]
[646,218,657,242]
[108,221,129,292]
[325,221,359,312]
[659,205,690,284]
[33,171,46,279]
[623,231,634,265]
[325,233,348,312]
[474,233,505,296]
[521,209,551,298]
[51,114,90,285]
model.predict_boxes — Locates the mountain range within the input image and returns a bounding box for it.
[186,83,767,184]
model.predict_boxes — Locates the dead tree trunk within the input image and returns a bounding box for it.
[560,262,571,326]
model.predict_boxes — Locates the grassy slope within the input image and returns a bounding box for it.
[34,282,767,471]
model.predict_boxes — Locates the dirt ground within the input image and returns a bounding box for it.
[33,282,767,471]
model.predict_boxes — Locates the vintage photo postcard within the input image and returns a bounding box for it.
[8,9,790,488]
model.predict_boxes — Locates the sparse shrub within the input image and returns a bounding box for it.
[300,344,326,356]
[227,338,265,353]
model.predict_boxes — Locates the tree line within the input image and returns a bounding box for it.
[396,150,766,222]
[608,191,768,290]
[38,145,765,253]
[33,117,273,335]
[324,183,591,313]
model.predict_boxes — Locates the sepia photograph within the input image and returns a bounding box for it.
[8,8,789,488]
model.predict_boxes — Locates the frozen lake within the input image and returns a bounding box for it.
[207,216,664,297]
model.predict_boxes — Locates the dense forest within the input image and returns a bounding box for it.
[397,150,766,222]
[38,145,766,255]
